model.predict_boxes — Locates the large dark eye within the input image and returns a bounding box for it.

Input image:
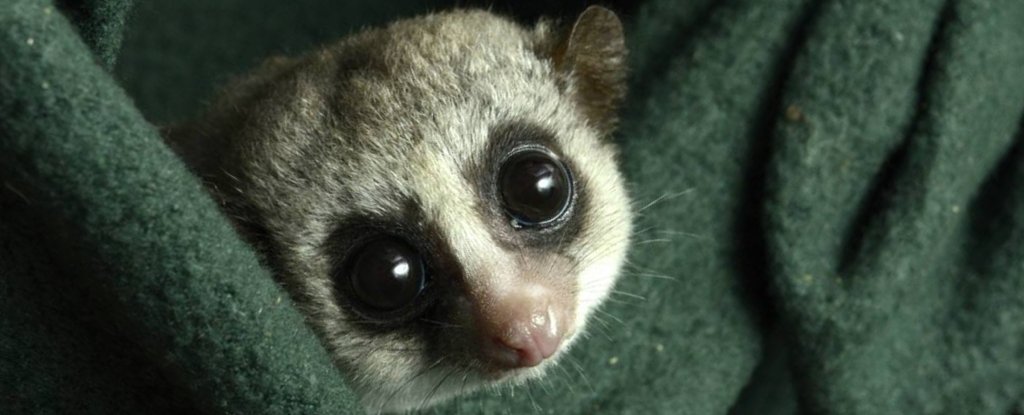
[347,236,426,311]
[499,148,573,227]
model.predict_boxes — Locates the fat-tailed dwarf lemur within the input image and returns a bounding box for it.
[164,6,632,412]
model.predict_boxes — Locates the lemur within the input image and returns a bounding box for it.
[164,6,632,412]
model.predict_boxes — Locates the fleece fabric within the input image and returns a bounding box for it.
[1,0,1022,414]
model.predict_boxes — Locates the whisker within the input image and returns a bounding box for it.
[377,356,445,415]
[636,187,695,213]
[594,309,625,327]
[3,181,31,204]
[631,225,658,236]
[419,366,458,412]
[634,238,672,245]
[524,381,541,413]
[567,356,595,395]
[458,369,471,404]
[611,289,646,301]
[553,362,577,396]
[536,375,553,395]
[620,265,680,282]
[629,225,708,248]
[586,315,616,341]
[419,318,466,329]
[655,229,706,240]
[603,296,642,307]
[624,272,679,283]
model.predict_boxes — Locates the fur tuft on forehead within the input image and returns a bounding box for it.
[164,7,631,413]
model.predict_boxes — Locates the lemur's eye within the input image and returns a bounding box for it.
[499,148,572,227]
[347,236,426,311]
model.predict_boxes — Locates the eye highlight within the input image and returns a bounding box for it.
[498,147,573,228]
[346,236,427,312]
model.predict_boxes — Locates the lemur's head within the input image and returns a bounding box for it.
[166,6,631,412]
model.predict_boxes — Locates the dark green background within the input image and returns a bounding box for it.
[2,0,1023,413]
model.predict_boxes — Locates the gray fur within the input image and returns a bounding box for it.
[165,7,632,412]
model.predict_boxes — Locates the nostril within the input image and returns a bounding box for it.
[492,335,545,368]
[530,328,562,360]
[488,326,563,368]
[487,337,523,368]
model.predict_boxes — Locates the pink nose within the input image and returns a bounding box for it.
[490,316,563,367]
[476,288,570,369]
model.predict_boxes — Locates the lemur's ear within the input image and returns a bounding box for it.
[544,6,627,137]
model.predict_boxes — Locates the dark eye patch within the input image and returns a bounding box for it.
[329,228,433,324]
[498,147,574,228]
[464,121,587,250]
[323,202,465,329]
[347,235,427,311]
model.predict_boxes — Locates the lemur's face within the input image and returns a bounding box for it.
[176,7,629,412]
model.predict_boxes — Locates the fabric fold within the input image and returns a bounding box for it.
[766,0,1024,412]
[0,1,357,413]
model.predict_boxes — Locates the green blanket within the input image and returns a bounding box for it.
[2,0,1022,413]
